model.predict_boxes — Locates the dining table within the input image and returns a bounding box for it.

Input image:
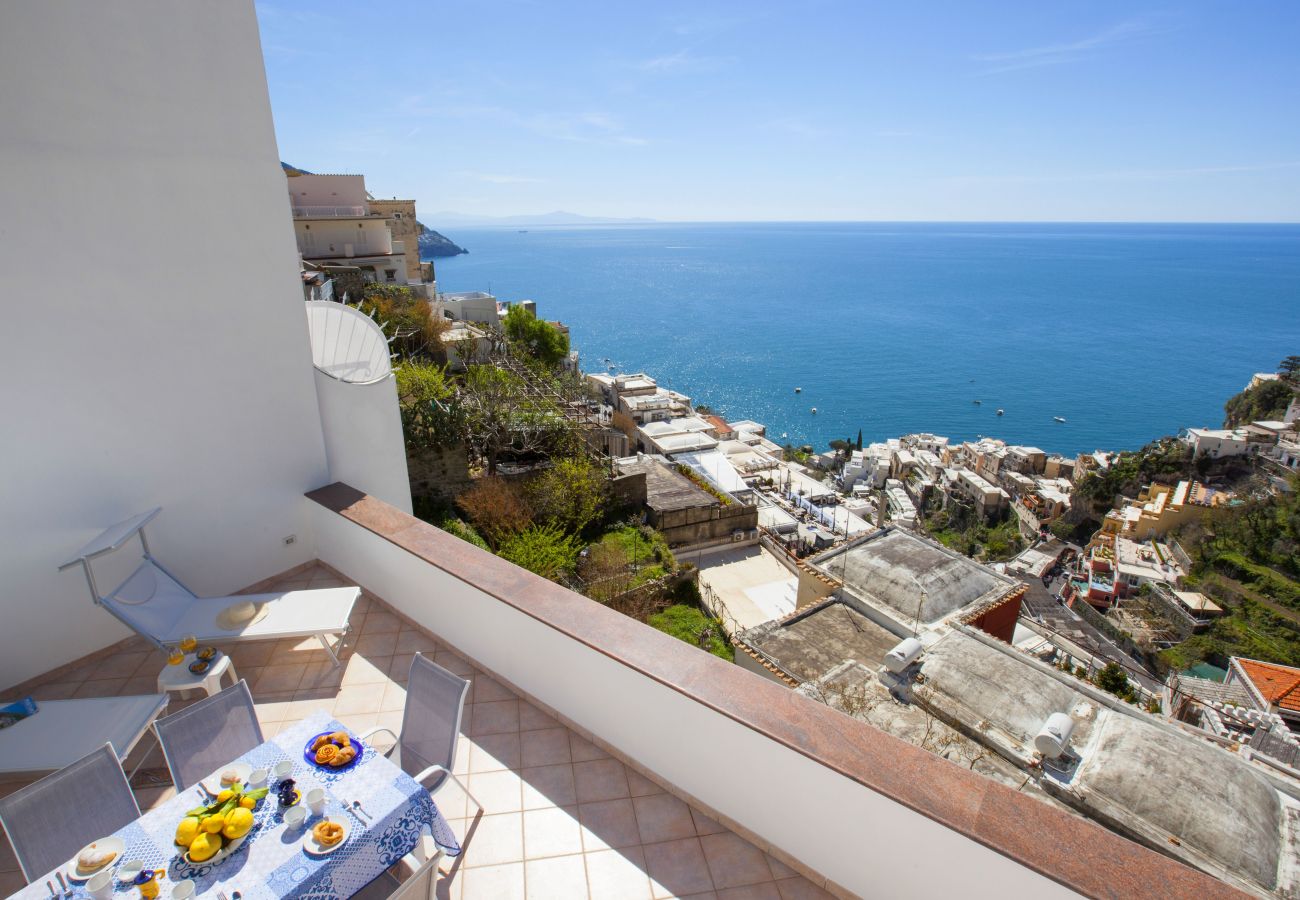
[14,711,461,899]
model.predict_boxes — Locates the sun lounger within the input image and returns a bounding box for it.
[59,508,357,666]
[0,695,167,778]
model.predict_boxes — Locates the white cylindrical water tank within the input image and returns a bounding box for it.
[1034,712,1076,759]
[884,637,924,674]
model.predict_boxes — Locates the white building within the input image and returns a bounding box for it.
[1185,427,1252,459]
[287,172,416,289]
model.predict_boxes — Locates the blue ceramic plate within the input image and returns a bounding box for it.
[302,731,364,772]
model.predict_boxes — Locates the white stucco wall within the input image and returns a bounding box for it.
[313,371,413,515]
[0,0,330,689]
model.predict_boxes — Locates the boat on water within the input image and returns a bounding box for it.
[1054,416,1067,423]
[996,408,1005,416]
[973,399,981,405]
[795,386,802,393]
[810,407,818,414]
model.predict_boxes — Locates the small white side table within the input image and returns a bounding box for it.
[156,652,238,699]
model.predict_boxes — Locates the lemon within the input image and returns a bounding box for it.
[187,832,222,862]
[216,789,235,803]
[222,807,254,840]
[174,816,200,848]
[200,814,226,834]
[238,795,257,810]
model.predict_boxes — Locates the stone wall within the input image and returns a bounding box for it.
[368,199,424,283]
[406,443,472,502]
[652,501,758,548]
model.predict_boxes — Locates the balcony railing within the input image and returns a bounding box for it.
[304,483,1244,900]
[292,205,367,217]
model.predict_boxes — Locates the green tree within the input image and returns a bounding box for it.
[1224,379,1295,427]
[528,456,609,534]
[503,305,569,368]
[394,360,461,453]
[355,283,448,357]
[459,364,569,475]
[1094,662,1135,701]
[1280,355,1300,379]
[455,477,534,548]
[856,429,863,451]
[497,525,581,581]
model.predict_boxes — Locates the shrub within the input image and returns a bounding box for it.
[528,456,608,535]
[456,477,534,547]
[497,525,581,581]
[647,605,733,661]
[503,305,568,368]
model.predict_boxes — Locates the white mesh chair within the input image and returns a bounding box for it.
[153,680,264,791]
[361,653,480,816]
[58,508,358,666]
[349,842,443,900]
[0,743,140,883]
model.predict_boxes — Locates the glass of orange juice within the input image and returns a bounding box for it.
[167,645,184,666]
[179,634,198,654]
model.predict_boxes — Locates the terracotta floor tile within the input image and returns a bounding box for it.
[473,675,517,704]
[634,793,697,844]
[459,860,525,898]
[691,810,727,837]
[470,732,522,774]
[700,834,772,890]
[73,677,127,698]
[352,630,399,658]
[298,661,344,693]
[573,758,629,804]
[468,769,524,814]
[461,812,524,868]
[522,806,583,859]
[433,650,475,676]
[645,837,715,898]
[91,651,152,679]
[394,628,439,656]
[380,680,407,713]
[331,681,387,717]
[341,654,392,687]
[520,728,571,768]
[577,798,641,851]
[471,700,520,736]
[568,733,609,762]
[228,642,277,669]
[360,610,402,634]
[583,847,653,900]
[521,764,577,811]
[775,878,834,900]
[717,884,781,900]
[28,681,81,700]
[626,767,665,798]
[388,653,416,685]
[119,675,162,697]
[254,664,306,695]
[524,853,588,900]
[766,855,798,880]
[518,702,559,732]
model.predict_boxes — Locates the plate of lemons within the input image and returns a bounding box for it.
[174,782,266,869]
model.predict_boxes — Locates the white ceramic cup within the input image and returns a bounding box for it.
[171,879,196,900]
[86,870,114,900]
[273,760,293,781]
[305,787,326,816]
[117,859,143,884]
[247,767,268,788]
[284,804,308,830]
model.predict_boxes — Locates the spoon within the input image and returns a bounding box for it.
[351,799,369,822]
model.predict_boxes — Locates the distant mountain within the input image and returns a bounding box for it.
[425,210,657,227]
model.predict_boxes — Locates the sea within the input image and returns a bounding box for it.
[428,222,1300,458]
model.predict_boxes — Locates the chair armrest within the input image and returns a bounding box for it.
[412,764,449,791]
[359,726,400,755]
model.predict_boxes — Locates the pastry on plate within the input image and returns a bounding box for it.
[327,731,351,748]
[219,769,241,787]
[333,745,356,766]
[314,744,340,765]
[310,734,332,752]
[76,845,117,872]
[312,820,344,847]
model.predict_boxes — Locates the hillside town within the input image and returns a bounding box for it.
[279,166,1300,895]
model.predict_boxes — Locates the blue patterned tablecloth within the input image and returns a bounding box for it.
[16,712,460,899]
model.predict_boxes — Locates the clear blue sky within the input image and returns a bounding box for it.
[257,1,1300,222]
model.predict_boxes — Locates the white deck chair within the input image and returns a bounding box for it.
[59,508,358,666]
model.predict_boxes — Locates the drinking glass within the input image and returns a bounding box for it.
[179,634,198,654]
[167,646,184,666]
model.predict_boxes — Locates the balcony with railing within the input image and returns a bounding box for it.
[292,205,369,218]
[0,486,1248,899]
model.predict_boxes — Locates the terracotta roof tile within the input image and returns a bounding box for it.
[1237,658,1300,712]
